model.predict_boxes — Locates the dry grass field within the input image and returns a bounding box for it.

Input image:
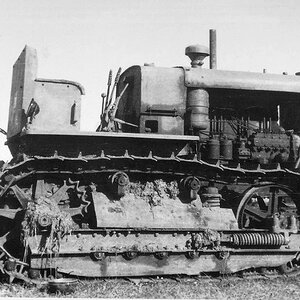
[0,275,300,299]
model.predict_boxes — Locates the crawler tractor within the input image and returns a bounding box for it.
[1,30,300,282]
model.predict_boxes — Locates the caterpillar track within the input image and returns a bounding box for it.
[1,151,300,281]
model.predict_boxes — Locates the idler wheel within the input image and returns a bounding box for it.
[236,184,298,230]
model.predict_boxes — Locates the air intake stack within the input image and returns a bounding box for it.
[185,37,211,133]
[185,44,209,68]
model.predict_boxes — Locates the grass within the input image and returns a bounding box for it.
[0,275,300,299]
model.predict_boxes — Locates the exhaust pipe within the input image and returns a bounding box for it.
[209,29,217,69]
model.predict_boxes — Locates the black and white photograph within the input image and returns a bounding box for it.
[0,0,300,298]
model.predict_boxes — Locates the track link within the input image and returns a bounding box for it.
[1,151,300,187]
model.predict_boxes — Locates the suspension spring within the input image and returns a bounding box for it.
[231,233,287,246]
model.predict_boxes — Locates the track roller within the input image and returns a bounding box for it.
[123,251,138,260]
[181,176,200,200]
[186,251,198,259]
[154,251,168,260]
[110,171,129,197]
[92,252,106,261]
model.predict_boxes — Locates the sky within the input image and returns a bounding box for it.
[1,0,300,161]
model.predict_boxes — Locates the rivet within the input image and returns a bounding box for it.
[154,233,159,237]
[76,233,81,238]
[92,233,97,238]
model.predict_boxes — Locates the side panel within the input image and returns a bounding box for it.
[117,66,186,135]
[117,66,142,131]
[140,67,185,135]
[29,80,82,132]
[141,66,185,114]
[7,45,85,154]
[7,46,37,139]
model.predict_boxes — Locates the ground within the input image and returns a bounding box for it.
[0,275,300,299]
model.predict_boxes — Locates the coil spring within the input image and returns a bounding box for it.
[231,233,286,246]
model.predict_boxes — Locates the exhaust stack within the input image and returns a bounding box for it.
[209,29,217,69]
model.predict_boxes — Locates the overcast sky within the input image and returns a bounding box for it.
[1,0,300,161]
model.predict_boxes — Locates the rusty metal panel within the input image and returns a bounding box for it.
[7,45,37,139]
[184,67,300,93]
[117,66,186,135]
[7,46,85,142]
[140,66,186,113]
[92,192,238,230]
[139,66,185,135]
[28,79,82,132]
